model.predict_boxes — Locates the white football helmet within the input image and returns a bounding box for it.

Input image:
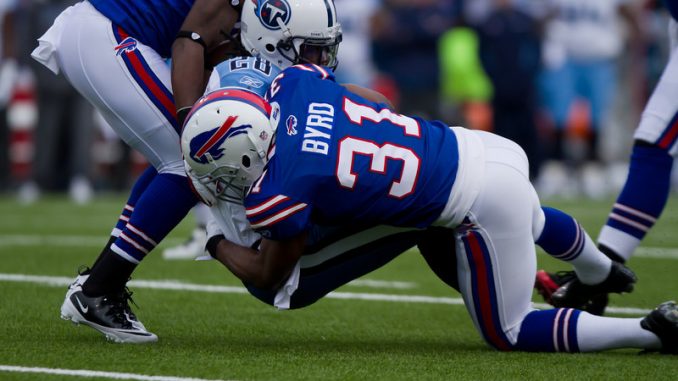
[181,89,274,204]
[240,0,342,69]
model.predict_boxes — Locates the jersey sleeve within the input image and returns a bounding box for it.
[244,172,312,240]
[265,64,336,101]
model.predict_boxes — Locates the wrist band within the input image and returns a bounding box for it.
[176,30,207,49]
[177,106,192,128]
[207,234,225,258]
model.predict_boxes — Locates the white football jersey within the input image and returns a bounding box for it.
[545,0,631,61]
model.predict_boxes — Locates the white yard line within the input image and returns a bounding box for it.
[0,365,233,381]
[0,273,651,315]
[4,234,678,260]
[0,235,184,247]
[634,247,678,259]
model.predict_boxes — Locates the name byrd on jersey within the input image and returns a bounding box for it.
[301,103,335,155]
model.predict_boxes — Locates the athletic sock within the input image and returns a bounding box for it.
[598,144,673,262]
[82,249,137,296]
[90,167,157,271]
[515,309,661,352]
[110,173,198,263]
[536,207,611,284]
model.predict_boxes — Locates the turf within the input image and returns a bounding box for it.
[1,194,677,380]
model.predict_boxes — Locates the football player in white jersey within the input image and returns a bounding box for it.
[538,0,643,198]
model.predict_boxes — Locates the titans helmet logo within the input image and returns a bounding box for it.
[189,115,251,164]
[256,0,291,30]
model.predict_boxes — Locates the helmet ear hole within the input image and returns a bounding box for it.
[265,44,276,52]
[242,155,251,168]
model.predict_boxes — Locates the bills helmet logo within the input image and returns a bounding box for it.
[256,0,291,30]
[189,115,251,164]
[286,115,297,136]
[114,37,138,56]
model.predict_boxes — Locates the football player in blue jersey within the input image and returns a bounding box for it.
[183,63,678,354]
[187,54,458,310]
[32,0,345,343]
[537,0,678,316]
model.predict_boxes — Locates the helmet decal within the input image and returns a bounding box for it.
[190,115,251,164]
[256,0,291,30]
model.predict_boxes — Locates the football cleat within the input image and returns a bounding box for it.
[549,262,636,314]
[641,301,678,354]
[535,270,576,304]
[162,227,208,260]
[535,270,609,315]
[60,284,157,343]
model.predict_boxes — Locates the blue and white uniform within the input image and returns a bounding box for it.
[203,58,423,309]
[89,0,193,58]
[246,65,479,239]
[240,64,657,353]
[597,1,678,260]
[30,0,203,264]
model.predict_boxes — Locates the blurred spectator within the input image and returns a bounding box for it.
[537,0,644,198]
[22,0,95,204]
[0,0,18,191]
[438,20,493,129]
[477,0,543,179]
[334,0,380,88]
[371,0,459,119]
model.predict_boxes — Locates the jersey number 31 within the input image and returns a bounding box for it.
[337,98,421,199]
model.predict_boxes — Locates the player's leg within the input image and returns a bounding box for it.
[162,203,210,260]
[598,20,678,262]
[41,2,197,342]
[457,131,666,353]
[244,225,422,309]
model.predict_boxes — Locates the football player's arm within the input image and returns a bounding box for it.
[171,0,241,125]
[209,234,306,290]
[341,83,395,110]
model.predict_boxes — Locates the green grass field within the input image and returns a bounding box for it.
[1,194,677,380]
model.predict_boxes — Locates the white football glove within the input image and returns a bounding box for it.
[184,160,217,207]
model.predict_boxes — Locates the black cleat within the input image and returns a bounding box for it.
[641,301,678,354]
[60,284,157,343]
[547,262,636,315]
[535,270,610,315]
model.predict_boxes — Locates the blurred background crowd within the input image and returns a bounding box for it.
[0,0,673,204]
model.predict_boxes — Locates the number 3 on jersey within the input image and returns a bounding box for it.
[337,98,421,199]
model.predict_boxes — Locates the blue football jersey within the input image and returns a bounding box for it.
[212,57,282,98]
[244,64,460,240]
[89,0,193,58]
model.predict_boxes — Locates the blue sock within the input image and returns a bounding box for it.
[112,173,198,263]
[112,166,157,237]
[515,308,581,352]
[536,207,584,261]
[605,144,672,240]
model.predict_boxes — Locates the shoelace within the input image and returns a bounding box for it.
[106,288,140,327]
